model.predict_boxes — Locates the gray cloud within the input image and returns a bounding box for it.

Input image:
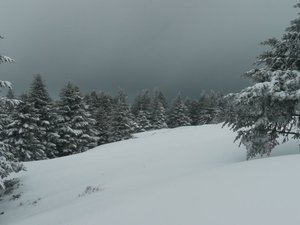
[0,0,298,98]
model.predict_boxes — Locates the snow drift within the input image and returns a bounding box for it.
[1,124,299,225]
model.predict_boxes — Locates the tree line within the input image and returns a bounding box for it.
[1,75,226,163]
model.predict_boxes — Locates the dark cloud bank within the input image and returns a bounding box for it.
[0,0,298,98]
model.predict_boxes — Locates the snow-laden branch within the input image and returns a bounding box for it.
[0,55,15,64]
[237,70,300,102]
[0,80,12,89]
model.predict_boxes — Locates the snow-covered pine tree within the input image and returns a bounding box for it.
[212,92,227,124]
[57,82,98,156]
[4,94,48,161]
[131,91,143,116]
[196,91,224,125]
[0,93,22,191]
[131,89,153,127]
[27,74,59,158]
[154,88,168,109]
[224,2,300,159]
[95,107,110,144]
[206,91,225,124]
[3,89,16,128]
[84,91,100,117]
[167,93,191,128]
[128,113,140,134]
[151,89,168,129]
[108,90,133,142]
[136,110,152,131]
[0,36,23,192]
[94,92,114,144]
[3,75,59,161]
[196,92,209,124]
[0,89,15,134]
[185,98,201,125]
[152,101,168,129]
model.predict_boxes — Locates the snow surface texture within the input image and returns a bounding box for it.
[1,124,299,225]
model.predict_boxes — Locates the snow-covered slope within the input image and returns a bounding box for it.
[1,124,299,225]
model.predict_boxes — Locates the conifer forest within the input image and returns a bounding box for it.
[1,1,300,225]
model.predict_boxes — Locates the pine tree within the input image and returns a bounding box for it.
[136,110,152,131]
[94,92,114,144]
[4,98,48,161]
[128,113,141,134]
[152,101,168,129]
[212,92,227,124]
[167,93,191,128]
[57,82,98,156]
[27,74,59,158]
[131,89,153,125]
[155,89,168,109]
[108,90,133,142]
[185,98,201,125]
[0,36,23,192]
[0,89,15,133]
[84,91,100,117]
[0,92,23,192]
[151,89,168,129]
[3,75,59,160]
[225,2,300,159]
[196,91,225,125]
[95,107,110,144]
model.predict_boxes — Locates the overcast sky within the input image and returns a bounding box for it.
[0,0,298,98]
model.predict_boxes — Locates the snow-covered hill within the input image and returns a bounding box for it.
[1,124,299,225]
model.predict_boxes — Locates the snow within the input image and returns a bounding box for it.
[1,124,300,225]
[239,70,300,101]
